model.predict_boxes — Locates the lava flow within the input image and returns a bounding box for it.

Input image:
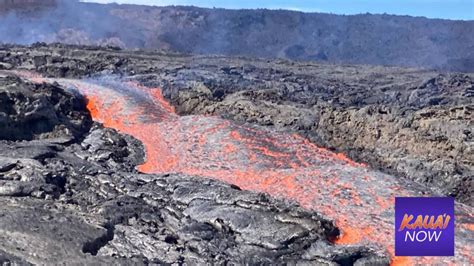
[19,74,474,265]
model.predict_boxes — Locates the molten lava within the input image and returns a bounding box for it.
[14,73,474,265]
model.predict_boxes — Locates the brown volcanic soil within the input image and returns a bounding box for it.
[1,44,472,205]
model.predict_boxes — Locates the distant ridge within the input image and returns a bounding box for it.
[0,0,56,10]
[0,2,472,71]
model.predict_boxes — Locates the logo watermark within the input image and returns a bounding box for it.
[395,197,454,256]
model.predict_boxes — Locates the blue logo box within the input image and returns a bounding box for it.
[395,197,454,256]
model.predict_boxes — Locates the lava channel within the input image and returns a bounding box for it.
[18,74,474,265]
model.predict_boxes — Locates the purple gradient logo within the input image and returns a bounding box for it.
[395,197,454,256]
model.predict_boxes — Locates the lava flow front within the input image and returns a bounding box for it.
[31,76,474,265]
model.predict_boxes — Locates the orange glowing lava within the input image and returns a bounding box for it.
[13,73,474,266]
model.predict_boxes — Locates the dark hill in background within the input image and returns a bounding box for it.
[0,0,473,71]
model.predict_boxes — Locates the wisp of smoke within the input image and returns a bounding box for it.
[0,0,128,47]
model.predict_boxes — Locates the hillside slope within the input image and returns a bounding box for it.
[0,1,472,71]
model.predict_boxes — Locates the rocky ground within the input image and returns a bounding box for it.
[0,74,389,264]
[163,65,474,205]
[0,44,473,264]
[1,1,473,71]
[1,44,472,204]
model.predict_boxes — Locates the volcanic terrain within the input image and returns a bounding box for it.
[0,0,473,71]
[0,44,473,265]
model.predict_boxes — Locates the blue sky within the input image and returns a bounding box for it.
[81,0,473,20]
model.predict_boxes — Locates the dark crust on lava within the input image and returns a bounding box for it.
[1,43,472,204]
[0,74,388,264]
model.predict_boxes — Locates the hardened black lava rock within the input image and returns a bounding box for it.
[1,44,471,204]
[0,75,92,141]
[0,75,389,265]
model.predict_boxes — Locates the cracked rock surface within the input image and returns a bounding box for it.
[1,44,471,204]
[0,75,91,141]
[0,75,387,265]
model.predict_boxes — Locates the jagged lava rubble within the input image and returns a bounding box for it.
[0,75,387,265]
[0,44,473,265]
[2,43,472,204]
